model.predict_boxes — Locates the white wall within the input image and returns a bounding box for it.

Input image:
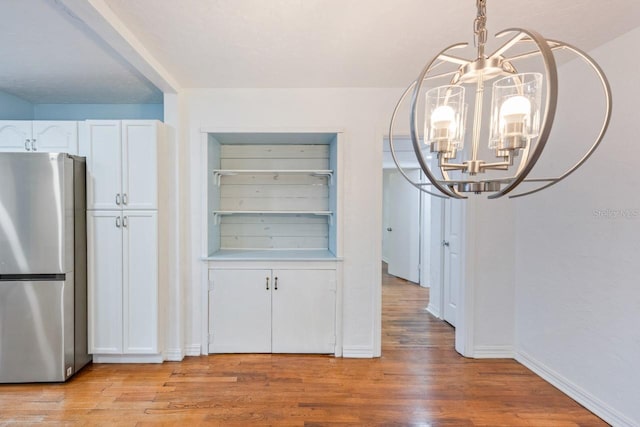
[461,197,515,357]
[183,88,403,357]
[514,27,640,426]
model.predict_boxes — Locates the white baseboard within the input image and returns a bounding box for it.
[473,345,514,359]
[426,304,441,319]
[92,354,163,364]
[342,345,374,358]
[516,350,637,427]
[164,348,185,361]
[185,344,203,356]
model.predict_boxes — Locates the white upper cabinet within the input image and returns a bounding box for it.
[0,121,78,154]
[85,121,122,210]
[122,121,158,210]
[84,120,158,211]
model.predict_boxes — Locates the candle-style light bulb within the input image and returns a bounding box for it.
[499,95,531,135]
[431,105,456,133]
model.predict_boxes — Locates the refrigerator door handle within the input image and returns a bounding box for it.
[115,216,121,228]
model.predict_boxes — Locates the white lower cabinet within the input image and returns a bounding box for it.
[88,210,159,359]
[209,268,336,354]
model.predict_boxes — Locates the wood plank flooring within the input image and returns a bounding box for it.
[0,267,607,426]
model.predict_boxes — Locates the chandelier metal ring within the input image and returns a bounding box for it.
[388,5,613,200]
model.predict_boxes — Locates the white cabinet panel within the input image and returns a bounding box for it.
[31,121,77,153]
[122,121,157,210]
[84,120,158,211]
[0,121,77,154]
[88,211,159,356]
[272,269,336,353]
[87,211,123,354]
[209,269,272,353]
[208,268,336,354]
[85,121,122,210]
[123,211,158,353]
[0,121,33,151]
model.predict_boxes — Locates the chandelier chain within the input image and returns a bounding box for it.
[474,0,488,57]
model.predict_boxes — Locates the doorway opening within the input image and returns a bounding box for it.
[382,137,464,329]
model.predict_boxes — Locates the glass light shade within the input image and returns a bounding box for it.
[489,73,542,150]
[425,85,466,152]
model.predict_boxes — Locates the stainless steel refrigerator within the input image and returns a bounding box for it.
[0,152,91,382]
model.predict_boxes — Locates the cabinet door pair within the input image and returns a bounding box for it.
[209,269,336,354]
[0,121,78,153]
[83,120,157,211]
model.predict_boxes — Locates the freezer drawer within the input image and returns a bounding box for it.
[0,278,74,382]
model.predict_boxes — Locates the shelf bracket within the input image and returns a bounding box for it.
[212,212,221,225]
[212,172,221,186]
[312,171,333,185]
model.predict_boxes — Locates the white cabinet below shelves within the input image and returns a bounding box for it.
[87,210,159,356]
[0,120,78,154]
[208,268,337,354]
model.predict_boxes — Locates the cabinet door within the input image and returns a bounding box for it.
[31,121,78,154]
[85,121,122,210]
[122,121,157,210]
[87,211,123,354]
[209,269,272,353]
[0,121,31,152]
[122,211,158,354]
[272,269,336,353]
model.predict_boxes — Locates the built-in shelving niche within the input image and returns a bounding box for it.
[207,132,339,259]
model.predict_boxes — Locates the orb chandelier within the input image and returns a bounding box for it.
[388,0,612,199]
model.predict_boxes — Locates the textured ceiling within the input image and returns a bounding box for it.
[104,0,640,88]
[0,0,162,104]
[1,0,639,104]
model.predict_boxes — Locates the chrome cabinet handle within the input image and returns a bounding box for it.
[266,277,270,290]
[274,277,278,290]
[31,138,37,151]
[115,216,121,228]
[123,216,128,228]
[123,193,128,205]
[25,139,30,151]
[442,240,450,247]
[116,194,121,205]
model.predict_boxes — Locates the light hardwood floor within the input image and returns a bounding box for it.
[0,267,607,426]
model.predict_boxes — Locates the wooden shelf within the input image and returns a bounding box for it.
[204,249,341,261]
[212,169,333,185]
[212,210,333,225]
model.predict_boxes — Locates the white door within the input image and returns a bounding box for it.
[122,211,158,354]
[209,269,272,353]
[122,121,158,210]
[85,120,122,210]
[443,199,464,326]
[271,269,336,353]
[386,169,421,283]
[87,211,123,354]
[0,121,31,152]
[31,121,78,154]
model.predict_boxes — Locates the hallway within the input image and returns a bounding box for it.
[0,268,607,425]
